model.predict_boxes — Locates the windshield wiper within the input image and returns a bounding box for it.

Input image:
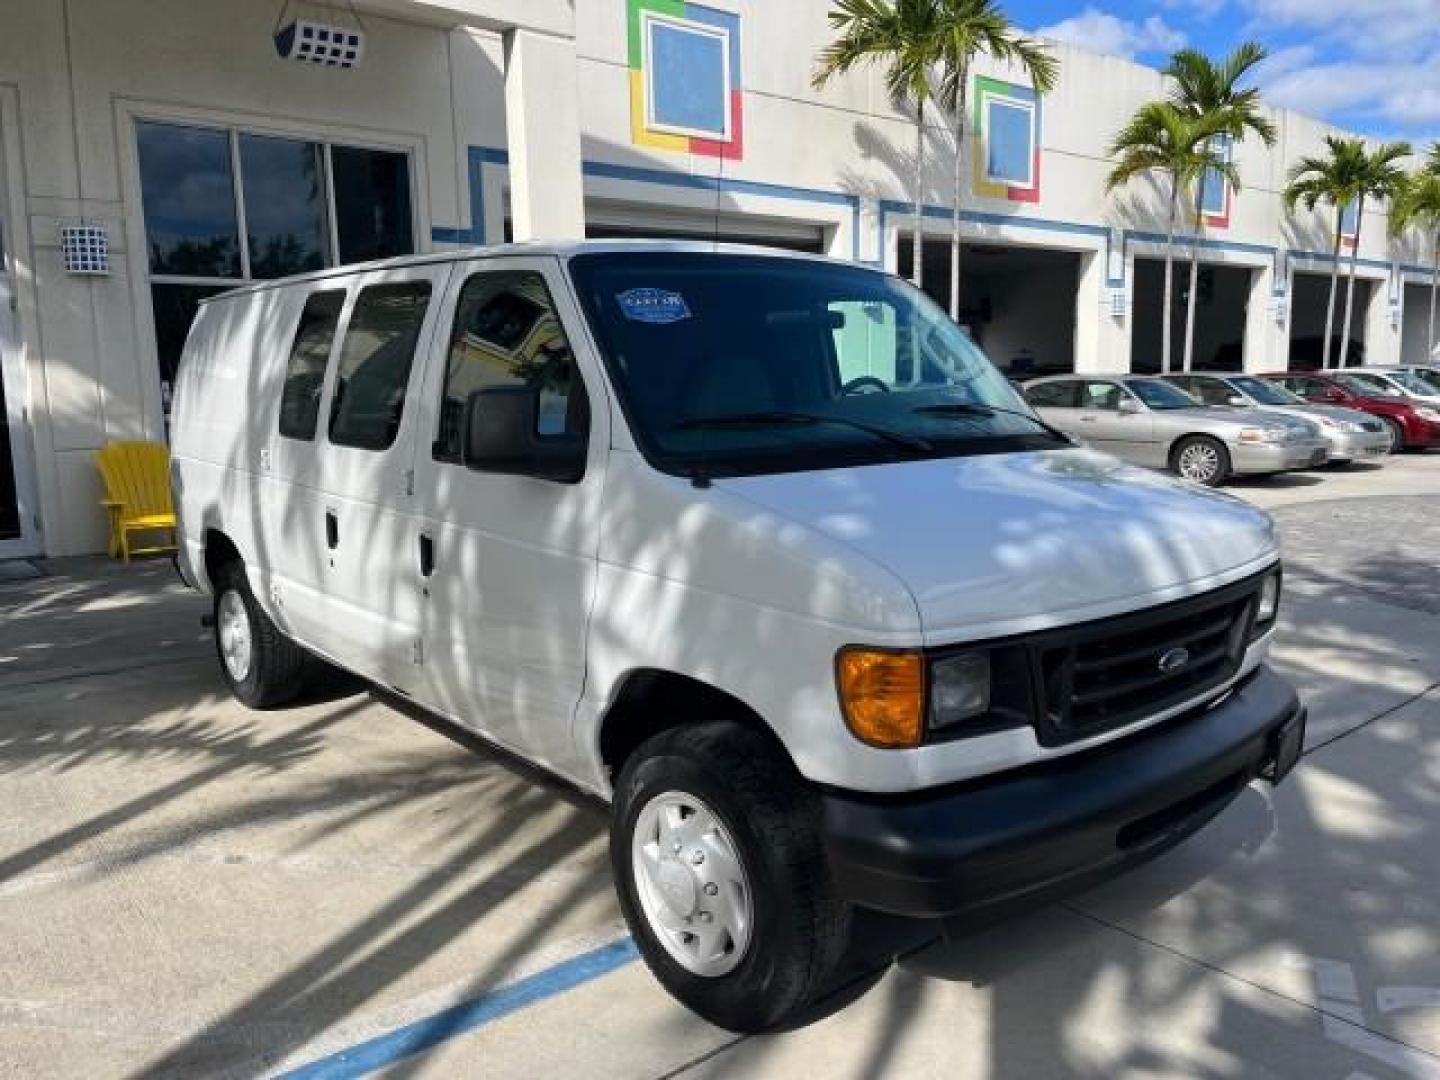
[911,401,1073,444]
[674,410,934,453]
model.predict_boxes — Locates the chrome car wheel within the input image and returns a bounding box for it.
[216,589,253,683]
[631,791,752,978]
[1177,441,1223,484]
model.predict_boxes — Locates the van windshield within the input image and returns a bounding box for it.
[569,252,1066,478]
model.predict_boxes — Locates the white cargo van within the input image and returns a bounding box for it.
[171,242,1306,1031]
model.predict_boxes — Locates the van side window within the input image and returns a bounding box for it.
[434,270,586,463]
[328,281,432,451]
[278,290,345,440]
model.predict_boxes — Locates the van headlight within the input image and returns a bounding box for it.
[1252,570,1282,636]
[930,651,991,730]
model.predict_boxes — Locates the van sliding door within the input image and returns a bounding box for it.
[309,263,452,683]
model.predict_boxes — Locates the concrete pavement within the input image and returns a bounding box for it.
[1,456,1438,1078]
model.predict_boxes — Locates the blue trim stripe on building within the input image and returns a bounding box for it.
[278,938,640,1080]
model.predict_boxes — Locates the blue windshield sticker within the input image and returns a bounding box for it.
[617,288,691,324]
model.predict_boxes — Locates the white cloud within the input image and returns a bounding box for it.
[1242,0,1440,60]
[1262,57,1440,131]
[1035,8,1187,60]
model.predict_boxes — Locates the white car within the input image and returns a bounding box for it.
[170,242,1306,1031]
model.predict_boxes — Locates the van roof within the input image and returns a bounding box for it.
[197,239,850,304]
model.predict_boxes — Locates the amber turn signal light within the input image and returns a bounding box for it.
[836,647,925,749]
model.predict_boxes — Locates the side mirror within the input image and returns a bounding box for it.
[1118,397,1143,414]
[463,386,587,484]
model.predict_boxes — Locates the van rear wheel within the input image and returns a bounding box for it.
[611,721,851,1032]
[213,563,307,709]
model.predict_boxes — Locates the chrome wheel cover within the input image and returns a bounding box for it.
[217,589,253,683]
[631,791,753,978]
[1178,442,1221,483]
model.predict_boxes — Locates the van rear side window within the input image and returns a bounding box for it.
[329,281,432,451]
[278,290,346,441]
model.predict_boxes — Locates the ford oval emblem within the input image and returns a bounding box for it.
[1158,647,1190,674]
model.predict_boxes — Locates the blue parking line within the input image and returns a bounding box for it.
[278,938,640,1080]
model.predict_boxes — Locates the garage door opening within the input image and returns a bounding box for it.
[898,238,1081,378]
[1289,271,1371,369]
[1131,259,1252,373]
[1401,281,1438,365]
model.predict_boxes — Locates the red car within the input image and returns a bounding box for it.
[1261,371,1440,451]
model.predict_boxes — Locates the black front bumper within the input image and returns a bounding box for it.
[822,664,1305,919]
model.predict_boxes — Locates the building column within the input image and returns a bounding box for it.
[1073,249,1109,374]
[1364,271,1399,365]
[503,29,584,241]
[1242,262,1279,372]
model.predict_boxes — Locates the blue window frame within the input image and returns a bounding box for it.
[645,15,731,139]
[984,98,1034,188]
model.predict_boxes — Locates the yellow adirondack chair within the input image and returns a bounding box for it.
[95,441,177,562]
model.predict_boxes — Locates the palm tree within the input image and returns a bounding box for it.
[933,0,1056,321]
[1284,137,1369,369]
[1165,43,1278,372]
[814,0,947,289]
[1339,142,1411,365]
[1391,153,1440,360]
[1106,103,1233,373]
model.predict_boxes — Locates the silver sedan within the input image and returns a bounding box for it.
[1165,372,1390,464]
[1023,374,1330,486]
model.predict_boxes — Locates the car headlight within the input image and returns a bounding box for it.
[1252,570,1282,636]
[1417,406,1440,422]
[1238,427,1284,444]
[930,651,991,730]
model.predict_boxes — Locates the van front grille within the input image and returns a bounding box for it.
[1030,575,1262,747]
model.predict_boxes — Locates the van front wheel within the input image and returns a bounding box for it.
[611,722,850,1032]
[213,564,307,709]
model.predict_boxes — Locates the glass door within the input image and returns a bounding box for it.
[0,209,40,559]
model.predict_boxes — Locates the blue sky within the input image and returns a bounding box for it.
[1004,0,1439,146]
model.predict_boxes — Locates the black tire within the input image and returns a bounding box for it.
[1172,435,1231,487]
[212,562,307,709]
[610,722,851,1032]
[1382,417,1406,454]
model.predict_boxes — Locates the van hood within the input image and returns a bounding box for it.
[719,447,1278,643]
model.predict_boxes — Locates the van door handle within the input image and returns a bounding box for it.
[325,510,339,550]
[418,533,435,578]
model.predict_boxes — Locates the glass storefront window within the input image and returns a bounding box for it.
[332,146,414,264]
[239,134,330,279]
[135,120,416,419]
[136,123,242,278]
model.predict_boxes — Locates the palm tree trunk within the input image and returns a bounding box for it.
[949,69,969,322]
[1163,181,1179,375]
[913,99,925,290]
[1429,231,1439,359]
[1339,198,1365,367]
[1322,213,1342,369]
[1183,172,1207,373]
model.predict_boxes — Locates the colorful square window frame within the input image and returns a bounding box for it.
[974,76,1040,203]
[1200,135,1232,229]
[628,0,744,160]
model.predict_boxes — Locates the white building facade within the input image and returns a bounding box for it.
[1,0,1434,557]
